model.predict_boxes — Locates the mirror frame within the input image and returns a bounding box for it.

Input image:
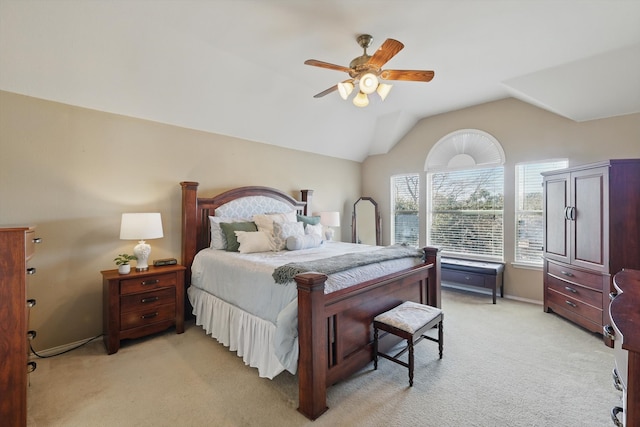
[351,196,382,246]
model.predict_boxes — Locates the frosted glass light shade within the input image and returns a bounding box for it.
[120,213,163,271]
[359,73,378,94]
[353,91,369,107]
[377,83,393,101]
[337,81,354,100]
[317,211,340,241]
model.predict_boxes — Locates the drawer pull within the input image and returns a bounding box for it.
[141,279,160,286]
[27,330,37,340]
[603,324,616,341]
[564,286,577,294]
[26,299,36,308]
[565,300,577,308]
[560,270,573,277]
[141,296,160,304]
[141,312,159,319]
[33,237,42,244]
[609,292,618,301]
[26,267,37,275]
[611,406,623,427]
[27,361,37,373]
[612,368,623,392]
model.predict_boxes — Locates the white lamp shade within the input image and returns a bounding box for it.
[377,83,393,101]
[359,73,378,95]
[337,81,354,100]
[317,211,340,227]
[352,91,369,107]
[120,213,164,240]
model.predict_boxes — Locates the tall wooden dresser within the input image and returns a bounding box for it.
[542,159,640,345]
[0,226,40,426]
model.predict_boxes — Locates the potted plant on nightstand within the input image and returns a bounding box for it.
[114,254,137,274]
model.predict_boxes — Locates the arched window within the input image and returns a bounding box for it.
[425,130,505,260]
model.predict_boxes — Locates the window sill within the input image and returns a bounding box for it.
[511,261,542,271]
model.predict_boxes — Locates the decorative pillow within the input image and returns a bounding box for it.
[253,211,297,236]
[272,221,305,251]
[286,234,323,251]
[220,221,258,252]
[209,216,247,250]
[235,231,273,254]
[296,214,321,228]
[304,223,324,238]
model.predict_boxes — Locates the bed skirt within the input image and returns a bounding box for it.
[187,285,297,379]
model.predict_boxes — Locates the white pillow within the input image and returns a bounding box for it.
[286,234,323,251]
[209,216,247,250]
[305,223,323,239]
[234,230,274,254]
[253,211,297,236]
[272,221,305,251]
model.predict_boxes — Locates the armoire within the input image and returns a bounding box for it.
[542,159,640,345]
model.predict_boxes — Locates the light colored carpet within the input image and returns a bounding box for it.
[27,289,621,426]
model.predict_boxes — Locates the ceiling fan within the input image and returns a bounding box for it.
[304,34,435,107]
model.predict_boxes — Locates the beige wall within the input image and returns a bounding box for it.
[363,98,640,302]
[0,91,361,351]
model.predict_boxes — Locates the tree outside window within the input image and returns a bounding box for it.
[391,174,420,246]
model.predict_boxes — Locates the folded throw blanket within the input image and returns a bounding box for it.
[272,244,424,284]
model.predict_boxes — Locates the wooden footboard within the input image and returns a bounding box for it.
[295,247,441,420]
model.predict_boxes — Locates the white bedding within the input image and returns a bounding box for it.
[188,241,422,379]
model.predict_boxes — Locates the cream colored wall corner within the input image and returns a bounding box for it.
[0,91,361,351]
[362,98,640,302]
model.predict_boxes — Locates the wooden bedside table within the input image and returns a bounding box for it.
[101,264,186,354]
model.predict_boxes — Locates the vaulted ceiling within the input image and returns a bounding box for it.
[1,1,639,162]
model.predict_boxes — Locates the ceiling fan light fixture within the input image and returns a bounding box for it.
[377,83,393,101]
[353,91,369,107]
[337,81,354,100]
[359,72,378,95]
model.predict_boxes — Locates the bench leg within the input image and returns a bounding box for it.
[373,327,379,370]
[408,337,414,387]
[438,320,444,359]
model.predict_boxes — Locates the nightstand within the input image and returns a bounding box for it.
[101,264,185,354]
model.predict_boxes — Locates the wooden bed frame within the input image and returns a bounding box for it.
[180,182,441,420]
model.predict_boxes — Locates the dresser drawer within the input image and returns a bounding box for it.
[547,287,602,324]
[441,269,486,287]
[546,274,602,308]
[120,272,177,295]
[120,303,175,330]
[120,287,175,313]
[546,261,604,291]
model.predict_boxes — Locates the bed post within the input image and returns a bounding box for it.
[424,246,441,308]
[300,189,313,215]
[181,181,199,287]
[295,272,329,420]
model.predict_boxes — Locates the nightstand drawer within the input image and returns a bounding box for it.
[120,287,175,313]
[120,272,177,295]
[120,304,175,330]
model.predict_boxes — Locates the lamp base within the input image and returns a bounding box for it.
[133,240,151,272]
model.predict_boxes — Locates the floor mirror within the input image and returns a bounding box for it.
[352,197,381,246]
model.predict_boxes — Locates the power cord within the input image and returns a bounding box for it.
[30,334,104,358]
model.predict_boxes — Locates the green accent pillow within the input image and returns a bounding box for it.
[296,214,321,228]
[220,221,257,252]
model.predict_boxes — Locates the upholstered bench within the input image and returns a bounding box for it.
[373,301,443,386]
[441,258,505,304]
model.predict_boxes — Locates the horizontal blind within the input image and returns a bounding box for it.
[429,167,504,259]
[392,174,419,246]
[515,160,568,263]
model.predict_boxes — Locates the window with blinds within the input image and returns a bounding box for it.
[391,174,420,246]
[515,159,568,265]
[428,167,504,260]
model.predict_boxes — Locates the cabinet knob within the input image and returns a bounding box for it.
[141,296,160,304]
[141,312,159,319]
[26,267,37,275]
[27,361,37,373]
[33,237,42,244]
[27,330,37,340]
[141,279,160,286]
[565,300,577,308]
[609,292,618,301]
[564,286,577,293]
[26,299,36,308]
[611,406,623,427]
[603,324,615,341]
[612,368,623,392]
[560,270,574,277]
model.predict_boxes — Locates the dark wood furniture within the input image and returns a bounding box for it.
[441,258,504,304]
[180,182,441,420]
[102,264,185,354]
[608,269,640,427]
[0,226,40,427]
[542,159,640,344]
[373,301,443,387]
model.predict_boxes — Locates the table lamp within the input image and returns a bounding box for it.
[120,213,164,271]
[318,211,340,241]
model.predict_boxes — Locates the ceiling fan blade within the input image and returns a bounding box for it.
[304,59,352,73]
[367,39,404,68]
[313,85,338,98]
[380,69,435,82]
